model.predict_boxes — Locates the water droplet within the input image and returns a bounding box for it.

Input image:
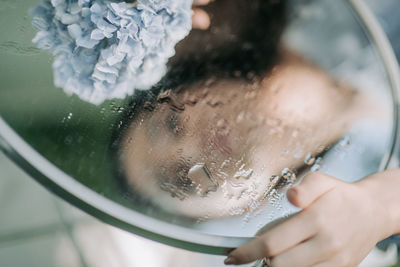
[316,145,326,154]
[269,189,284,210]
[200,87,209,98]
[270,175,280,183]
[339,135,351,147]
[311,157,323,172]
[245,199,260,213]
[216,171,229,179]
[236,111,246,124]
[220,159,231,169]
[0,41,40,56]
[157,89,185,111]
[64,135,73,145]
[304,153,315,166]
[281,168,291,178]
[233,70,242,78]
[270,175,280,189]
[244,90,257,100]
[117,120,123,129]
[279,168,296,185]
[234,168,253,180]
[229,207,245,216]
[143,101,155,111]
[188,163,219,196]
[207,98,223,107]
[216,119,227,129]
[262,175,281,199]
[183,91,198,106]
[294,152,303,159]
[224,181,246,199]
[246,71,256,80]
[238,163,245,171]
[160,166,167,174]
[159,182,188,200]
[204,76,217,87]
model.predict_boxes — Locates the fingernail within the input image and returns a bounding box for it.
[224,255,237,265]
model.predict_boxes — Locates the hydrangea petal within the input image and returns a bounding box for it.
[31,0,193,105]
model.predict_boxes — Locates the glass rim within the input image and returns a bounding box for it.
[0,0,399,255]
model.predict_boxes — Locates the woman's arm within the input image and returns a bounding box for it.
[224,169,400,266]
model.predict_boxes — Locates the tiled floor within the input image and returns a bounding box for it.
[0,152,82,267]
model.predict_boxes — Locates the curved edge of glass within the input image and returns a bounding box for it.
[348,0,400,170]
[0,117,250,255]
[0,0,399,255]
[0,117,249,255]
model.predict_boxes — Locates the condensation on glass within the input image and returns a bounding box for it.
[0,0,396,251]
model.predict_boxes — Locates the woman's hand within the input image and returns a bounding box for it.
[192,0,211,30]
[224,172,398,267]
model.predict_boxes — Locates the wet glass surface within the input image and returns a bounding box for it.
[0,0,396,248]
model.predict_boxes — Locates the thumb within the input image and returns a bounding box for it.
[287,172,338,208]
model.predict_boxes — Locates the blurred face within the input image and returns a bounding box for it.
[119,56,364,218]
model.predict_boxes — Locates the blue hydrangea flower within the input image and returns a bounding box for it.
[31,0,193,104]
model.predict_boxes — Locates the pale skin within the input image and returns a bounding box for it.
[191,2,400,266]
[225,170,400,266]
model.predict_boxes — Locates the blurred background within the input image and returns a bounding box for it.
[1,0,400,266]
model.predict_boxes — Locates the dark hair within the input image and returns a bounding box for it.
[109,0,287,218]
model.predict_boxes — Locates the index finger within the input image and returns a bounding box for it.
[225,212,317,265]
